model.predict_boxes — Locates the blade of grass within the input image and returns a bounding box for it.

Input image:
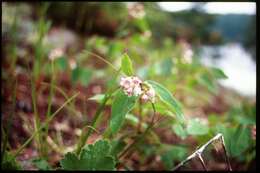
[79,50,119,72]
[13,92,79,157]
[41,82,79,117]
[31,72,43,157]
[42,60,55,157]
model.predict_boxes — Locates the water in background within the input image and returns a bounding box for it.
[199,42,256,97]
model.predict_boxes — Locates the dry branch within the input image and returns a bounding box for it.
[172,133,232,171]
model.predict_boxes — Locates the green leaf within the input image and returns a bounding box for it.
[187,118,209,135]
[109,90,137,134]
[146,80,184,123]
[60,152,80,170]
[210,67,228,79]
[172,124,188,139]
[230,125,251,157]
[55,57,68,71]
[234,116,255,125]
[121,53,134,76]
[60,140,116,170]
[32,158,52,170]
[214,124,252,158]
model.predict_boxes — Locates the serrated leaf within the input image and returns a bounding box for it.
[121,53,134,76]
[146,80,184,123]
[109,90,137,134]
[60,152,82,170]
[210,67,228,79]
[172,124,188,139]
[187,118,209,135]
[32,158,52,170]
[60,140,115,170]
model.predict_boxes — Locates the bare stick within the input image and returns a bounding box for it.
[172,133,232,171]
[220,135,232,171]
[197,153,208,171]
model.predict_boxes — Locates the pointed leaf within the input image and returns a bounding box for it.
[146,80,184,123]
[32,158,52,170]
[109,90,137,134]
[210,67,228,79]
[121,53,134,76]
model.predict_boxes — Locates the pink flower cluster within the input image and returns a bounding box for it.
[119,76,155,103]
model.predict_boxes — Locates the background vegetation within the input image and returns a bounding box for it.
[2,2,256,170]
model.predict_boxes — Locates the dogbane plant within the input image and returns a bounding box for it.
[60,53,185,170]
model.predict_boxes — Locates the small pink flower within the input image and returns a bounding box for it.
[120,76,143,97]
[132,76,142,85]
[120,77,131,89]
[119,76,156,103]
[133,86,142,96]
[141,94,149,102]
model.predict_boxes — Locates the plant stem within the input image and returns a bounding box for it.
[42,60,55,157]
[31,73,43,157]
[118,102,157,159]
[75,68,121,155]
[137,99,143,134]
[75,92,111,155]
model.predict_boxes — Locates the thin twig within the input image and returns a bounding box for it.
[172,133,232,171]
[220,135,232,171]
[197,153,208,171]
